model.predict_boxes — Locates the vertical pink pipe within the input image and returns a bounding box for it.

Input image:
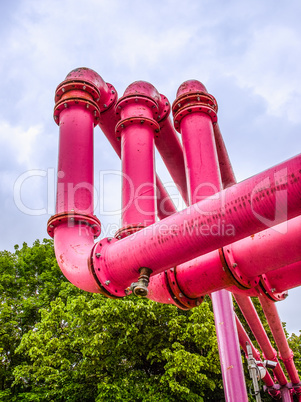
[56,105,94,214]
[116,81,159,230]
[173,80,248,401]
[259,295,301,386]
[156,105,189,204]
[98,103,177,219]
[48,68,103,293]
[234,294,288,385]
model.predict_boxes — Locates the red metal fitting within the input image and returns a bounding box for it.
[115,81,161,138]
[165,267,204,310]
[91,237,126,298]
[114,224,146,240]
[157,94,171,122]
[54,67,117,126]
[172,79,218,131]
[259,274,289,301]
[220,246,260,290]
[115,117,160,138]
[47,212,101,238]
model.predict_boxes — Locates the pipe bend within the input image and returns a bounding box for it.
[123,80,161,103]
[53,223,100,293]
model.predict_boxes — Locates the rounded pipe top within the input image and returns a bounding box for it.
[176,80,208,97]
[66,67,107,90]
[123,81,161,104]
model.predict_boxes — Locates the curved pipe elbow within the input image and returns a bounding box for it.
[53,223,100,293]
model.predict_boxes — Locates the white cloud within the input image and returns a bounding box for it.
[0,121,42,167]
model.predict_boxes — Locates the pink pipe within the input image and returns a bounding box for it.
[172,79,247,401]
[211,290,248,400]
[56,105,94,214]
[259,295,301,387]
[97,100,177,218]
[235,314,283,400]
[93,153,301,296]
[264,261,301,293]
[117,81,158,229]
[48,68,104,292]
[234,294,288,385]
[213,123,236,188]
[156,111,189,205]
[175,216,301,298]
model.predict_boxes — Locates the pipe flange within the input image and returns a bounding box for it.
[222,246,260,290]
[47,212,101,238]
[114,224,146,240]
[91,237,126,298]
[115,117,161,138]
[172,91,218,115]
[55,79,101,103]
[172,92,218,131]
[157,94,171,122]
[116,94,159,116]
[173,104,218,131]
[165,267,204,310]
[54,97,101,126]
[259,274,288,301]
[98,82,118,112]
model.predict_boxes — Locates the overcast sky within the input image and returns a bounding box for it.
[0,0,300,334]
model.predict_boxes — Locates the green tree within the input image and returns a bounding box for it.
[13,294,223,401]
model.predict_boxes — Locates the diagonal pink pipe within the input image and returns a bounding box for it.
[259,295,301,389]
[234,294,288,385]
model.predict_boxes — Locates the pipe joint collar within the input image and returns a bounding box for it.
[259,274,288,301]
[220,247,260,290]
[165,267,204,310]
[115,117,160,139]
[114,224,146,239]
[172,90,218,131]
[91,237,127,298]
[157,94,171,122]
[47,212,101,238]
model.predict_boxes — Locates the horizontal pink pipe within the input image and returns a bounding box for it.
[234,294,288,385]
[264,261,301,293]
[95,154,301,293]
[156,115,189,205]
[56,106,94,214]
[259,295,301,385]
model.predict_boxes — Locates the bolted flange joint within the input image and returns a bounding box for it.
[165,267,204,310]
[54,67,117,126]
[90,237,126,299]
[172,79,218,132]
[220,247,260,290]
[115,81,161,139]
[259,274,288,301]
[47,211,101,238]
[54,78,101,126]
[114,223,146,240]
[130,267,153,297]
